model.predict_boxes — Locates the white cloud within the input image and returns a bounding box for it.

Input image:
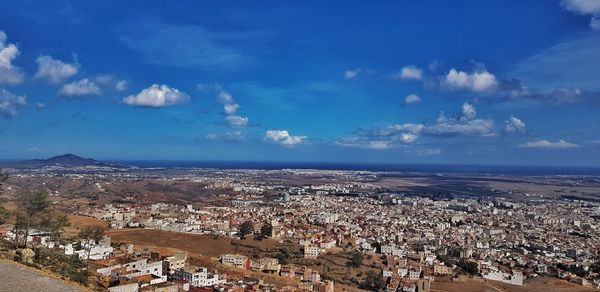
[224,103,239,115]
[123,84,190,107]
[218,90,234,103]
[442,68,498,92]
[34,55,78,84]
[95,75,128,92]
[344,68,375,79]
[561,0,600,29]
[425,117,495,137]
[115,80,128,91]
[461,103,477,120]
[561,0,600,14]
[210,87,250,127]
[60,79,102,96]
[225,115,248,128]
[504,115,526,134]
[519,139,580,149]
[394,65,423,81]
[0,89,27,117]
[404,94,421,105]
[425,104,496,137]
[344,69,361,79]
[0,30,24,85]
[365,141,393,150]
[265,130,306,146]
[349,103,496,149]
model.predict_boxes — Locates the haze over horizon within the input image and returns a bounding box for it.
[1,1,600,167]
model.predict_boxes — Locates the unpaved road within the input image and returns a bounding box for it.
[0,260,83,292]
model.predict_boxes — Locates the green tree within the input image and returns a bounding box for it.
[40,211,70,243]
[349,250,364,268]
[258,222,272,240]
[360,270,386,290]
[238,220,254,239]
[457,260,479,275]
[15,192,50,248]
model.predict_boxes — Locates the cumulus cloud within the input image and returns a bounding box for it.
[123,84,190,107]
[404,94,421,105]
[560,0,600,30]
[218,90,234,104]
[0,31,24,85]
[265,130,306,146]
[461,103,476,120]
[95,75,128,92]
[394,65,423,81]
[225,115,249,128]
[115,80,128,92]
[59,79,102,96]
[519,139,580,149]
[223,103,239,115]
[342,103,497,150]
[34,55,78,84]
[421,103,496,137]
[426,114,495,137]
[441,68,498,92]
[0,89,27,117]
[504,115,526,134]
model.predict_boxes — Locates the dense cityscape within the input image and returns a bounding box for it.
[1,157,599,291]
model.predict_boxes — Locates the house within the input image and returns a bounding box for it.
[221,254,250,270]
[280,265,296,277]
[173,266,219,287]
[163,251,187,275]
[381,244,394,255]
[409,266,422,280]
[304,245,319,258]
[250,258,280,274]
[383,269,394,278]
[313,280,334,292]
[433,265,453,276]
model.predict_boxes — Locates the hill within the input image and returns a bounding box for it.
[3,154,118,168]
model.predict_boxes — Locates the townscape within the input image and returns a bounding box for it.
[1,158,600,291]
[3,0,600,291]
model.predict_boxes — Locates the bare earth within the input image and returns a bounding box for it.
[0,260,83,292]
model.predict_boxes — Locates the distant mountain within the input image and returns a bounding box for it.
[4,154,119,168]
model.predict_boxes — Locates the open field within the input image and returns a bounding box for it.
[65,215,109,237]
[107,229,279,258]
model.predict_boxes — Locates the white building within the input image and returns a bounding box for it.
[173,266,219,287]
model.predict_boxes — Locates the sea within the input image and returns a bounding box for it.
[108,160,600,176]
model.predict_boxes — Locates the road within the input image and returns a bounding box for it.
[0,260,83,292]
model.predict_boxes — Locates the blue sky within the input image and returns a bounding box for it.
[1,0,600,166]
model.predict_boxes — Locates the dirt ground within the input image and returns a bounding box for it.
[106,229,279,258]
[65,215,109,237]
